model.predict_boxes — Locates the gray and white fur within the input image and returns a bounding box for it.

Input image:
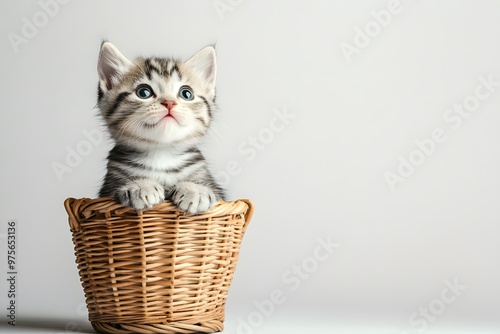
[97,42,224,214]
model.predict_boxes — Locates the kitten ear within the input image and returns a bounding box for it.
[185,46,217,92]
[97,42,132,92]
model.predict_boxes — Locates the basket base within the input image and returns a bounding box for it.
[91,321,223,334]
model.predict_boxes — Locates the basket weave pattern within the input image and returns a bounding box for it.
[65,197,253,334]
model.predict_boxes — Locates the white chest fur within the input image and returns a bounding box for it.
[128,148,201,186]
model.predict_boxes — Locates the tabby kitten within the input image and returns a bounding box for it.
[97,42,224,214]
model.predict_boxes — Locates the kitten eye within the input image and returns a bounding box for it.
[135,85,154,99]
[179,86,194,101]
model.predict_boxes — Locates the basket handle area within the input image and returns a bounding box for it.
[239,199,254,233]
[64,197,82,231]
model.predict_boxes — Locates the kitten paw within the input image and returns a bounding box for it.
[170,182,219,214]
[117,179,165,210]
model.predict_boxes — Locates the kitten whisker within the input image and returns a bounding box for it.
[207,132,220,144]
[206,128,223,144]
[115,115,143,144]
[212,119,231,130]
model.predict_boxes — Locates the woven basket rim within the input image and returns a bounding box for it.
[65,197,254,231]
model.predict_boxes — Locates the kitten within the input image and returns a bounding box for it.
[96,42,224,214]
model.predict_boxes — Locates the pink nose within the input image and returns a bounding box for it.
[162,100,177,111]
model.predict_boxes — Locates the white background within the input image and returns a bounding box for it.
[1,0,499,333]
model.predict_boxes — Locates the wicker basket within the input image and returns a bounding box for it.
[64,197,253,334]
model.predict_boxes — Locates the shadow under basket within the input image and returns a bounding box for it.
[64,197,254,334]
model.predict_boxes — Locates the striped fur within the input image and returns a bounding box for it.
[97,42,224,214]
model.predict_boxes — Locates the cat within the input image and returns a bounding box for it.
[96,42,225,214]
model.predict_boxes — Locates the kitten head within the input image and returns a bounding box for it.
[97,42,217,148]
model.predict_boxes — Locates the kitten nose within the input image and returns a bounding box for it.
[162,100,177,111]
